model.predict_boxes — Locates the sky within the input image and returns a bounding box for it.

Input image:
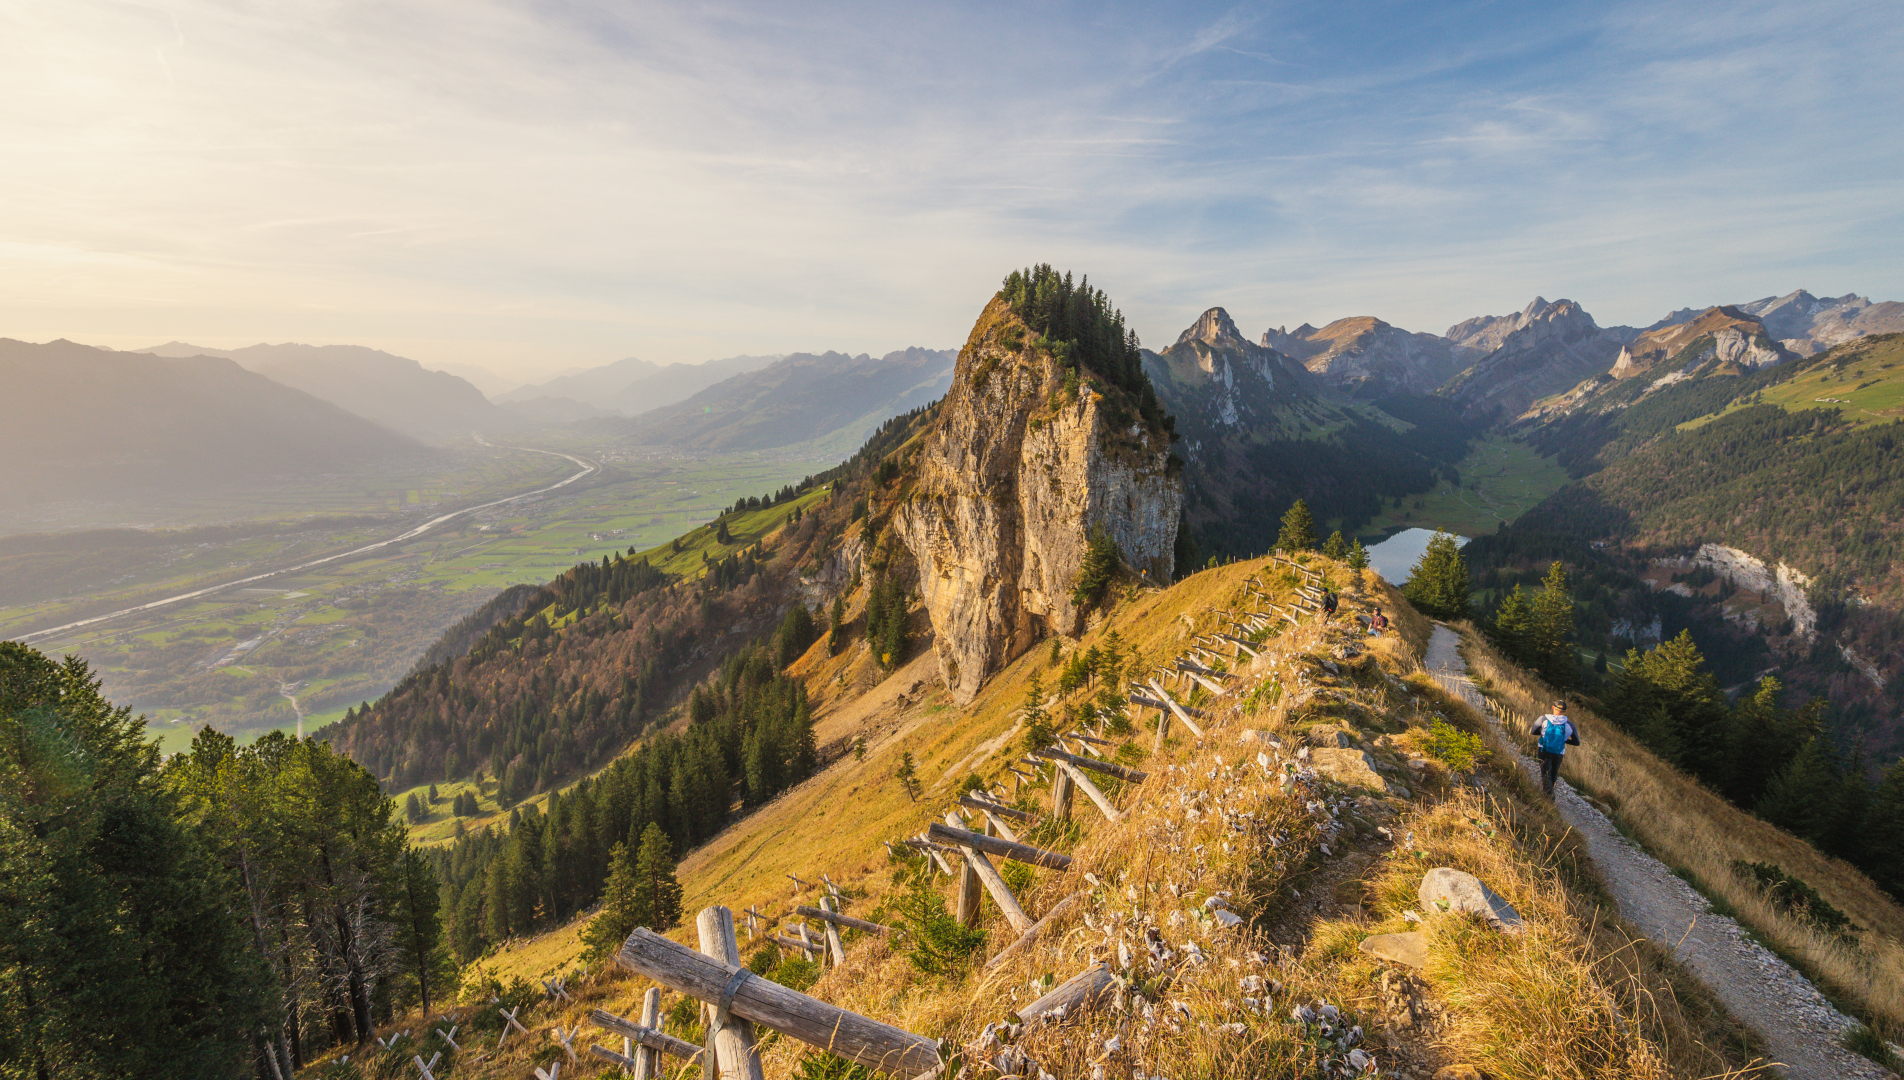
[4,0,1901,382]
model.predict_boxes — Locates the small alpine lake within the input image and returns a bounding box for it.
[1365,527,1468,585]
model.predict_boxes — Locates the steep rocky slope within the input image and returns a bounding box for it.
[893,295,1179,702]
[1741,289,1904,356]
[1263,315,1462,395]
[1440,297,1625,419]
[1609,305,1795,380]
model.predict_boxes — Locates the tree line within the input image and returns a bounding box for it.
[1,642,446,1079]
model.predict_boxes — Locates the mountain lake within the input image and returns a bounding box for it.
[1365,527,1468,585]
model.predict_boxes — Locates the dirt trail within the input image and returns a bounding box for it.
[1424,624,1890,1080]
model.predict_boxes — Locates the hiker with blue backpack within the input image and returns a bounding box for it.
[1534,700,1580,797]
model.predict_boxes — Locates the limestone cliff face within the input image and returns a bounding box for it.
[893,296,1181,702]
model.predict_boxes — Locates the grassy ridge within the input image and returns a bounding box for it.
[396,556,1764,1080]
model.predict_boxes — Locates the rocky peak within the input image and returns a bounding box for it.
[1265,316,1460,395]
[1177,307,1248,350]
[893,292,1181,703]
[1610,306,1792,379]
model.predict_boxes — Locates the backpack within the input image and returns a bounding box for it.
[1538,716,1571,755]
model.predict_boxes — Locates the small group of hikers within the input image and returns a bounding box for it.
[1534,700,1580,797]
[1315,588,1389,637]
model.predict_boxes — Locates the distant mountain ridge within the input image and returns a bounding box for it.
[611,347,955,454]
[1,338,418,509]
[1262,315,1461,396]
[138,341,503,443]
[497,353,783,419]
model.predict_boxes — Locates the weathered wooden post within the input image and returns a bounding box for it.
[1051,761,1074,819]
[631,987,662,1080]
[697,906,766,1080]
[818,895,847,965]
[950,811,984,928]
[1147,679,1207,739]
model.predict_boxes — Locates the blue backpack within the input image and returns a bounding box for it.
[1538,717,1571,755]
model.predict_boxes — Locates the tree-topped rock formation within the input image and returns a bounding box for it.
[894,267,1182,702]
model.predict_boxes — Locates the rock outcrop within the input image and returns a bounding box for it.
[1608,306,1793,380]
[893,295,1181,702]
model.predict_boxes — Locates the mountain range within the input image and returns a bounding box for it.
[138,341,505,443]
[0,338,418,509]
[496,353,783,418]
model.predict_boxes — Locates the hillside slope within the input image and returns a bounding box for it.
[0,338,421,506]
[393,552,1877,1080]
[140,341,506,442]
[614,348,953,453]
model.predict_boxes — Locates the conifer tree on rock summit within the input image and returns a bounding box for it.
[1278,500,1317,553]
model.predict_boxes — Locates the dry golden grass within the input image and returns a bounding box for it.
[409,561,1766,1079]
[1455,624,1904,1040]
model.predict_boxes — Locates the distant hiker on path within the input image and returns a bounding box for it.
[1321,590,1338,620]
[1534,700,1580,797]
[1367,608,1388,636]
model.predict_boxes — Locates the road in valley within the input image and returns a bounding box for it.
[15,442,596,646]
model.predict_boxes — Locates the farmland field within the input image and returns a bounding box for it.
[4,440,835,753]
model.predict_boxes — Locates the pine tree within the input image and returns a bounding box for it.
[633,821,683,931]
[406,791,424,823]
[1529,561,1574,686]
[1756,737,1842,847]
[427,783,439,804]
[581,841,643,960]
[1402,530,1468,620]
[1277,500,1317,553]
[1346,539,1370,590]
[1606,631,1727,772]
[1322,530,1348,560]
[895,751,921,801]
[1020,673,1052,755]
[1865,759,1904,899]
[1491,585,1534,665]
[393,848,450,1014]
[828,595,845,654]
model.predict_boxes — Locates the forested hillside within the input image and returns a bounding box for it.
[318,405,935,805]
[1467,333,1904,757]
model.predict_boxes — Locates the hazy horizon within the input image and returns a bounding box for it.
[5,0,1901,380]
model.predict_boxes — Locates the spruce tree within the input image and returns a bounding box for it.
[1491,585,1534,665]
[393,848,450,1014]
[828,595,845,654]
[1021,672,1052,755]
[1346,539,1370,589]
[1529,561,1574,686]
[1865,759,1904,899]
[633,821,684,931]
[1402,530,1468,620]
[1606,630,1727,772]
[1277,500,1317,553]
[581,841,641,960]
[1322,530,1348,560]
[895,751,921,801]
[1756,737,1842,847]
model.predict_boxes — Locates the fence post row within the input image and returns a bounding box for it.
[697,906,767,1080]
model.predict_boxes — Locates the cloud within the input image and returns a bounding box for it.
[0,0,1898,373]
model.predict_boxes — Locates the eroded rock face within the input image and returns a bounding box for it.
[894,295,1181,702]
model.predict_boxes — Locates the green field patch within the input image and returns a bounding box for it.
[1681,338,1904,432]
[1355,434,1570,537]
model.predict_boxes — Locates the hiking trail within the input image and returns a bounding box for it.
[1424,624,1891,1080]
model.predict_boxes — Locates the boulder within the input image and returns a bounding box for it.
[1304,724,1355,749]
[1309,748,1406,796]
[1433,1067,1491,1080]
[1419,868,1524,933]
[1357,931,1428,969]
[1235,729,1282,748]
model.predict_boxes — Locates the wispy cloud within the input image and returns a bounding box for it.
[0,0,1898,374]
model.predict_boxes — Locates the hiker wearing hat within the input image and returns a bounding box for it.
[1533,700,1580,797]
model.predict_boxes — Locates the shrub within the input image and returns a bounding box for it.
[1428,718,1486,773]
[893,872,985,977]
[1732,861,1855,934]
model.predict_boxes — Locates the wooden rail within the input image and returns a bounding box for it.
[617,924,942,1076]
[1033,746,1148,784]
[588,1008,703,1064]
[926,822,1072,871]
[795,904,892,935]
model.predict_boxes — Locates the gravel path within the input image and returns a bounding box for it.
[1424,624,1891,1080]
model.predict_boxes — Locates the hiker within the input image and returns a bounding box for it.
[1533,700,1581,797]
[1321,590,1339,620]
[1367,608,1388,636]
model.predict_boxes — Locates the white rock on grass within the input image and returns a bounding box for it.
[1419,867,1524,933]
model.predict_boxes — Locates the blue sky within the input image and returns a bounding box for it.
[3,0,1899,377]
